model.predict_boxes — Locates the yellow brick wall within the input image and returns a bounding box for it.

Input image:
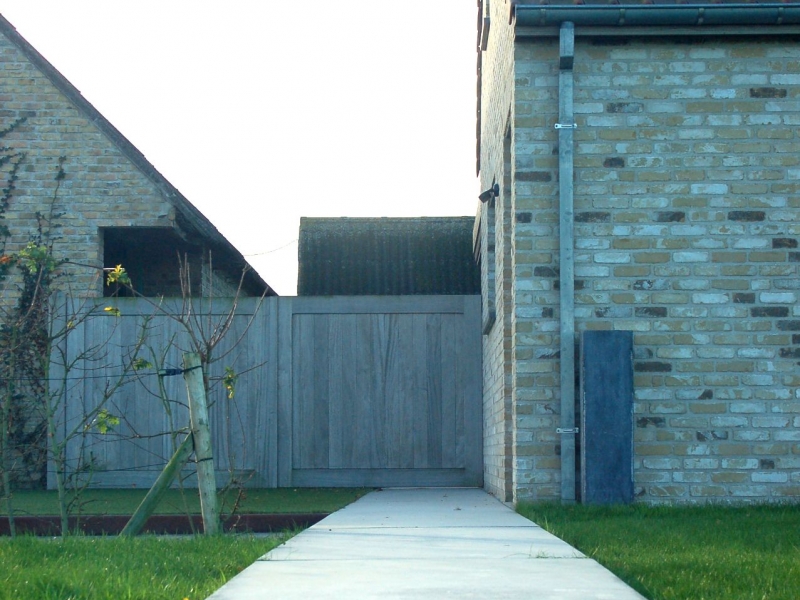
[0,33,177,298]
[482,30,800,503]
[478,0,519,502]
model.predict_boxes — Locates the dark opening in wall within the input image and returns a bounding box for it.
[102,227,201,297]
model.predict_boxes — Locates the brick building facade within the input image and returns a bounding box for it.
[0,15,273,299]
[0,15,274,489]
[476,1,800,503]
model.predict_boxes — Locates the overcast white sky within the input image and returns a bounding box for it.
[0,1,481,294]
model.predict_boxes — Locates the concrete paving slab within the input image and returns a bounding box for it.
[210,558,642,599]
[266,526,584,560]
[319,487,532,529]
[207,488,646,600]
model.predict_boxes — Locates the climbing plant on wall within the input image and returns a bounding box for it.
[0,120,143,537]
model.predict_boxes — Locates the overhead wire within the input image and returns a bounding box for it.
[243,239,297,257]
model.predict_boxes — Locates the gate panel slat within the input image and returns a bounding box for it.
[327,315,344,469]
[411,314,429,469]
[354,314,375,468]
[338,315,357,467]
[311,314,330,469]
[293,314,332,469]
[386,313,413,469]
[292,468,468,488]
[440,314,458,468]
[426,314,443,469]
[365,315,390,468]
[454,298,467,471]
[277,297,293,487]
[292,315,313,468]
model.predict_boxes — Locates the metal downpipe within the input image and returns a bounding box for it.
[557,21,577,504]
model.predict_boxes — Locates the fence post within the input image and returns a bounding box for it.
[184,352,220,535]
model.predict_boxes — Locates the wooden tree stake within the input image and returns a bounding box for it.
[183,352,220,535]
[120,433,194,537]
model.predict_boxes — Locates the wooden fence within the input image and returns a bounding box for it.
[49,295,482,489]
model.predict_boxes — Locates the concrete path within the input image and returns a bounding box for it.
[207,488,646,599]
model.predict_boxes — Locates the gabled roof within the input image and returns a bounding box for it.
[298,217,480,296]
[0,14,275,296]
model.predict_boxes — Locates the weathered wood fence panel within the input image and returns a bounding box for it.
[49,296,481,489]
[279,296,482,488]
[50,297,276,489]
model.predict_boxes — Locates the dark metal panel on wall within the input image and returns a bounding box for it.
[580,330,634,504]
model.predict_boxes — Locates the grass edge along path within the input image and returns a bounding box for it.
[0,533,288,600]
[517,502,800,600]
[1,487,371,518]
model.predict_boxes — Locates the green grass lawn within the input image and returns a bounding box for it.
[0,487,371,599]
[517,502,800,600]
[0,533,286,600]
[2,487,370,517]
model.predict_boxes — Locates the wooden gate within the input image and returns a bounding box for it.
[277,296,482,487]
[51,295,482,489]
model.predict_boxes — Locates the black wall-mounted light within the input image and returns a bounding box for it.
[479,183,500,203]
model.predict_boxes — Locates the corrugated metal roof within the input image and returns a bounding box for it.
[298,217,480,296]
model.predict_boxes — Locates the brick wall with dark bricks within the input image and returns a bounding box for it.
[502,34,800,503]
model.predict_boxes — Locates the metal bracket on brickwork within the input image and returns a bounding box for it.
[554,123,577,129]
[556,427,579,435]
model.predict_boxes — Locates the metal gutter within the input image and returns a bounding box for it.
[556,21,577,504]
[514,4,800,28]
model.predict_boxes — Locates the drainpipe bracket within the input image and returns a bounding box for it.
[555,123,577,130]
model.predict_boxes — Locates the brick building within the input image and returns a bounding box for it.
[476,1,800,503]
[0,14,275,489]
[0,15,274,299]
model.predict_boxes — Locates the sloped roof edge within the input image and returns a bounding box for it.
[300,216,478,228]
[0,14,275,295]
